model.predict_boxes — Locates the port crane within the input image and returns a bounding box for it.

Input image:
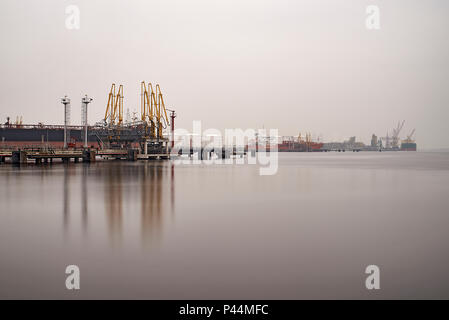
[380,120,405,149]
[155,84,170,139]
[104,83,124,126]
[391,120,405,148]
[141,81,157,138]
[141,82,171,139]
[403,128,415,143]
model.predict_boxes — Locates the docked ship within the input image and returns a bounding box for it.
[400,129,417,151]
[400,141,417,151]
[248,133,323,152]
[278,133,323,152]
[1,122,99,149]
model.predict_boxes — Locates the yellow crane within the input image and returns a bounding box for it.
[403,128,415,143]
[155,84,170,139]
[297,132,312,143]
[141,81,170,139]
[141,81,157,139]
[104,83,124,126]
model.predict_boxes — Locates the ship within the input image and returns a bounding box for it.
[400,140,417,151]
[278,140,323,152]
[277,133,323,152]
[400,129,417,151]
[0,123,100,149]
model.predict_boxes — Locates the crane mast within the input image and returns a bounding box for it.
[104,84,124,126]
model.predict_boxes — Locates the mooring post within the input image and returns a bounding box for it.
[83,149,96,162]
[12,151,27,164]
[127,149,137,161]
[144,139,148,155]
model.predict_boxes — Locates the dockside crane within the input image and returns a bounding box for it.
[141,81,157,139]
[104,83,124,126]
[155,84,170,140]
[404,128,415,143]
[391,120,405,148]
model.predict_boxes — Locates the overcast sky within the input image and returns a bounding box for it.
[1,0,448,148]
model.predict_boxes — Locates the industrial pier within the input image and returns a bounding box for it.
[0,81,176,164]
[0,81,248,164]
[0,80,417,160]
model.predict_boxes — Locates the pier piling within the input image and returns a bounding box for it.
[82,150,96,163]
[127,149,138,161]
[12,151,27,164]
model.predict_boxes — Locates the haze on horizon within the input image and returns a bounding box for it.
[1,0,448,148]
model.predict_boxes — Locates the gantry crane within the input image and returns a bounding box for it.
[141,81,170,140]
[94,82,174,153]
[403,128,415,143]
[104,83,124,126]
[391,120,405,148]
[141,81,157,139]
[155,84,170,139]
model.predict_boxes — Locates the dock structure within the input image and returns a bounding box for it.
[0,149,97,164]
[177,146,247,160]
[0,146,176,164]
[0,81,185,164]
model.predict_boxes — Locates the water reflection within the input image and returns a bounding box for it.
[61,161,175,247]
[81,164,88,233]
[141,163,167,246]
[63,163,70,231]
[104,163,123,245]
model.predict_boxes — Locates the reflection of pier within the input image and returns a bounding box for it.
[63,163,90,235]
[141,164,163,244]
[140,163,175,245]
[101,162,175,247]
[82,164,88,231]
[63,164,70,230]
[61,162,175,247]
[104,164,123,245]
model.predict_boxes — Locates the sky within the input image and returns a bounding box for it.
[0,0,448,148]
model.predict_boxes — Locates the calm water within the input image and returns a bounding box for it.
[0,152,449,299]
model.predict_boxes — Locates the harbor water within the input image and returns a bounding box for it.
[0,152,449,299]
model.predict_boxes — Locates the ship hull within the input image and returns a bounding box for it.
[400,142,417,151]
[0,127,99,148]
[278,141,323,152]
